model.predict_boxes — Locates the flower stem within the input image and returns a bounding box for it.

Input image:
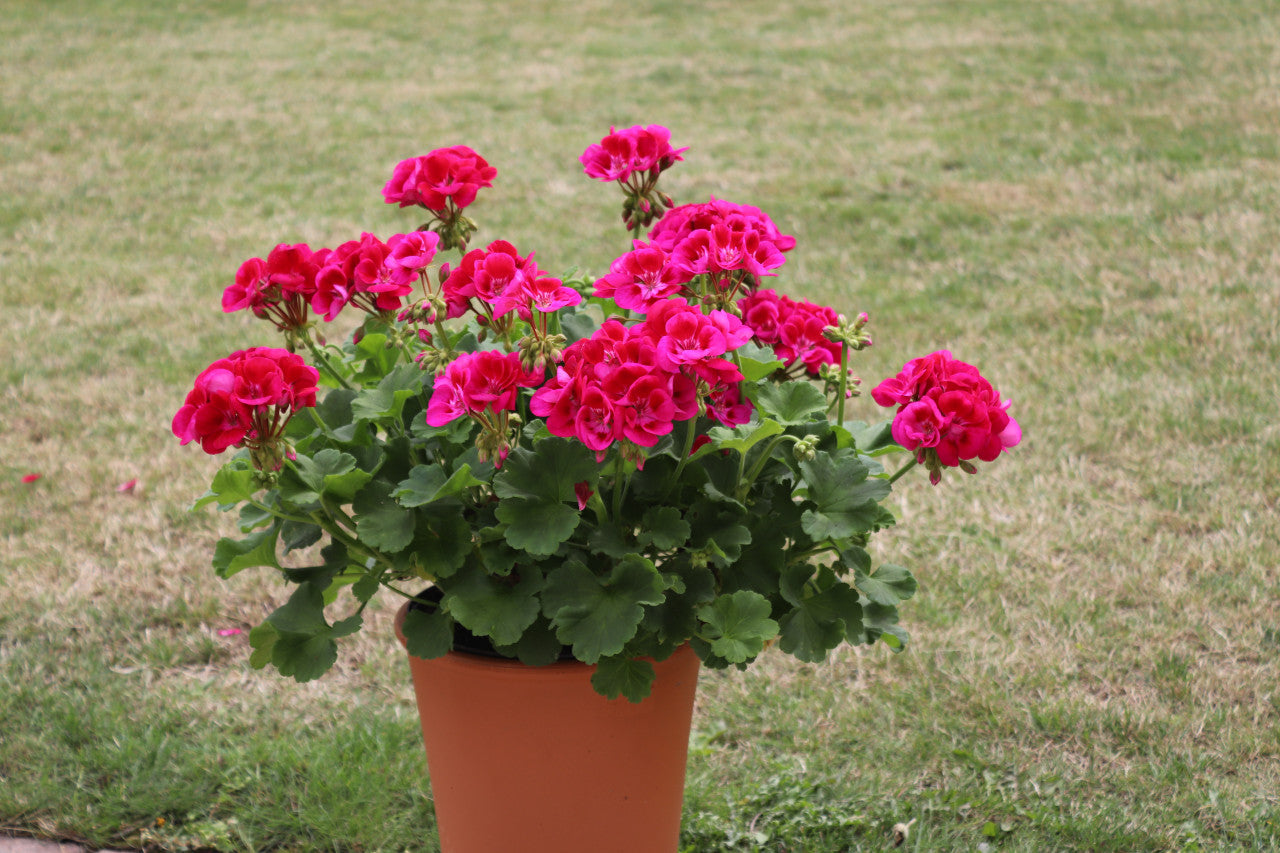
[888,456,918,485]
[836,341,849,426]
[301,332,353,390]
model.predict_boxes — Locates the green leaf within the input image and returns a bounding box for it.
[798,451,892,540]
[351,332,398,377]
[542,557,665,663]
[492,437,597,556]
[848,420,904,455]
[280,519,323,553]
[289,449,373,503]
[351,363,424,422]
[212,523,281,578]
[443,566,544,647]
[493,436,598,503]
[697,591,779,664]
[400,606,454,659]
[592,656,656,703]
[778,582,863,662]
[854,563,918,606]
[752,381,828,426]
[268,583,330,634]
[192,462,259,511]
[270,633,338,682]
[353,480,416,553]
[736,341,786,381]
[496,498,581,557]
[513,619,566,666]
[561,310,600,344]
[351,572,381,604]
[862,601,909,649]
[688,499,752,568]
[588,523,635,559]
[247,622,277,670]
[396,463,485,507]
[414,513,473,578]
[703,417,784,458]
[637,506,691,550]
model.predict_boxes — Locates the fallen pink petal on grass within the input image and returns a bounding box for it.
[117,478,139,493]
[20,473,42,484]
[217,628,243,637]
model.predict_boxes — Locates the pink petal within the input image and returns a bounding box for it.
[217,628,243,637]
[117,478,139,493]
[20,473,41,484]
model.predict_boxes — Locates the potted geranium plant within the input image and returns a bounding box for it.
[173,125,1020,853]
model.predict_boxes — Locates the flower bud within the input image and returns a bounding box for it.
[792,437,818,462]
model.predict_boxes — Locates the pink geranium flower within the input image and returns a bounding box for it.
[383,146,497,212]
[872,351,1021,482]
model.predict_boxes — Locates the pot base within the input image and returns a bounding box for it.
[396,602,701,853]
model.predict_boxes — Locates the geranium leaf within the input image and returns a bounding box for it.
[751,381,828,426]
[396,463,485,507]
[193,461,259,511]
[543,557,665,664]
[854,563,917,606]
[350,363,424,423]
[270,633,338,682]
[353,480,416,553]
[493,437,598,503]
[267,583,330,634]
[778,582,863,662]
[704,417,784,458]
[798,451,892,540]
[861,601,909,649]
[736,341,786,382]
[495,498,580,556]
[290,448,373,503]
[592,655,656,703]
[697,591,779,664]
[414,513,473,578]
[443,565,544,647]
[637,506,691,550]
[401,606,454,659]
[213,522,281,578]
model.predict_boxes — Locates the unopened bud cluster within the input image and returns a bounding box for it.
[822,311,873,351]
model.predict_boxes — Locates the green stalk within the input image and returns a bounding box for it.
[836,340,849,426]
[736,434,792,501]
[661,419,699,502]
[301,332,353,390]
[888,456,919,485]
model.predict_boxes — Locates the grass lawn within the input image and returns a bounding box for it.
[2,0,1278,850]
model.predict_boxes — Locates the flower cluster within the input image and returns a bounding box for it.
[530,300,753,458]
[441,240,580,325]
[382,145,497,212]
[424,350,542,464]
[382,145,496,250]
[590,199,798,315]
[222,243,325,333]
[172,347,318,470]
[872,350,1022,483]
[581,125,688,232]
[738,288,843,376]
[224,232,440,334]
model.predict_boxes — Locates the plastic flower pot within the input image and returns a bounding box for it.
[395,600,701,853]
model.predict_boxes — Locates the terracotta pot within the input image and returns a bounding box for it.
[395,601,701,853]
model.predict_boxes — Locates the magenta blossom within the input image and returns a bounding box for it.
[580,125,687,184]
[593,242,685,312]
[172,348,318,465]
[872,350,1021,483]
[383,146,497,212]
